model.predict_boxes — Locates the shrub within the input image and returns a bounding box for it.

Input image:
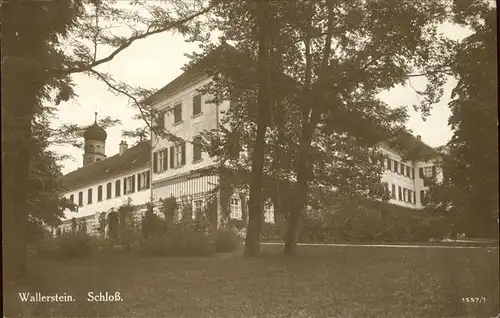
[139,235,177,256]
[140,226,214,257]
[261,223,281,241]
[182,230,215,256]
[300,198,448,243]
[214,228,240,253]
[40,232,92,258]
[59,232,92,257]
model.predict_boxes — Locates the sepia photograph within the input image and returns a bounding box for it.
[2,0,498,317]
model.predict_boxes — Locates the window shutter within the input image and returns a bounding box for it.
[181,141,186,165]
[412,168,415,179]
[158,111,165,128]
[162,149,168,171]
[432,166,436,178]
[413,192,416,204]
[123,178,127,194]
[170,146,175,168]
[153,152,158,173]
[137,173,142,191]
[146,171,151,189]
[131,175,135,193]
[419,168,424,178]
[193,94,202,115]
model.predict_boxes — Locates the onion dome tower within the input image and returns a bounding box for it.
[83,112,107,166]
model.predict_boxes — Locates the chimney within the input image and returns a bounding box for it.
[417,135,421,140]
[119,141,128,155]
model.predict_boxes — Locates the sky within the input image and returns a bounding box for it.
[50,19,473,175]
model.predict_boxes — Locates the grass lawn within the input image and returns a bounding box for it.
[4,245,499,318]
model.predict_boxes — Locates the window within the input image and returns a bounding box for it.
[419,167,424,178]
[432,166,437,178]
[173,103,182,123]
[193,94,202,116]
[403,188,407,202]
[78,192,83,206]
[386,158,392,170]
[400,163,405,175]
[96,158,101,162]
[154,149,168,173]
[175,144,182,166]
[87,188,93,204]
[398,186,402,201]
[137,171,150,191]
[106,183,112,199]
[383,182,389,193]
[391,184,396,199]
[124,175,135,194]
[413,191,416,204]
[88,157,93,163]
[394,161,399,173]
[170,142,186,168]
[157,111,165,129]
[406,166,411,177]
[408,190,413,203]
[193,137,202,162]
[420,190,426,205]
[115,180,121,197]
[97,185,103,202]
[230,197,242,219]
[193,199,203,220]
[411,168,415,179]
[264,202,274,223]
[69,194,74,204]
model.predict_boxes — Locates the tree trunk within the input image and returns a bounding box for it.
[243,0,271,257]
[284,106,321,255]
[284,125,313,255]
[2,99,33,280]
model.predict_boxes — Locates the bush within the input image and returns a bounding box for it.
[214,228,240,253]
[56,232,92,258]
[183,230,215,256]
[38,233,93,259]
[140,226,215,257]
[300,198,448,243]
[261,223,281,241]
[139,235,178,256]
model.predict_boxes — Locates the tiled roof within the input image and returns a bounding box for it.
[61,140,151,191]
[384,131,440,159]
[144,44,255,105]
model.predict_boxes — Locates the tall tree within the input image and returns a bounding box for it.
[426,2,497,238]
[280,0,454,255]
[243,0,272,256]
[1,0,211,279]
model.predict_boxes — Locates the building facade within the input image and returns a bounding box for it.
[55,52,442,235]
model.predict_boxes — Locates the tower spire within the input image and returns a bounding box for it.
[94,112,98,124]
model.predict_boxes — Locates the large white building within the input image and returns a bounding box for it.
[55,50,443,235]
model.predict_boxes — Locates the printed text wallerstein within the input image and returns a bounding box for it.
[19,293,75,302]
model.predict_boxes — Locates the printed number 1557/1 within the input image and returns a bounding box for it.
[462,297,487,303]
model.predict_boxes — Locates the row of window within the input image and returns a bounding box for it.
[229,197,274,223]
[157,93,203,128]
[152,138,202,173]
[387,184,427,205]
[69,171,151,207]
[385,158,415,179]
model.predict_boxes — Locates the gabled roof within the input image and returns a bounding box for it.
[62,140,151,191]
[382,131,440,159]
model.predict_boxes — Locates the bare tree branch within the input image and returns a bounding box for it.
[56,5,213,75]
